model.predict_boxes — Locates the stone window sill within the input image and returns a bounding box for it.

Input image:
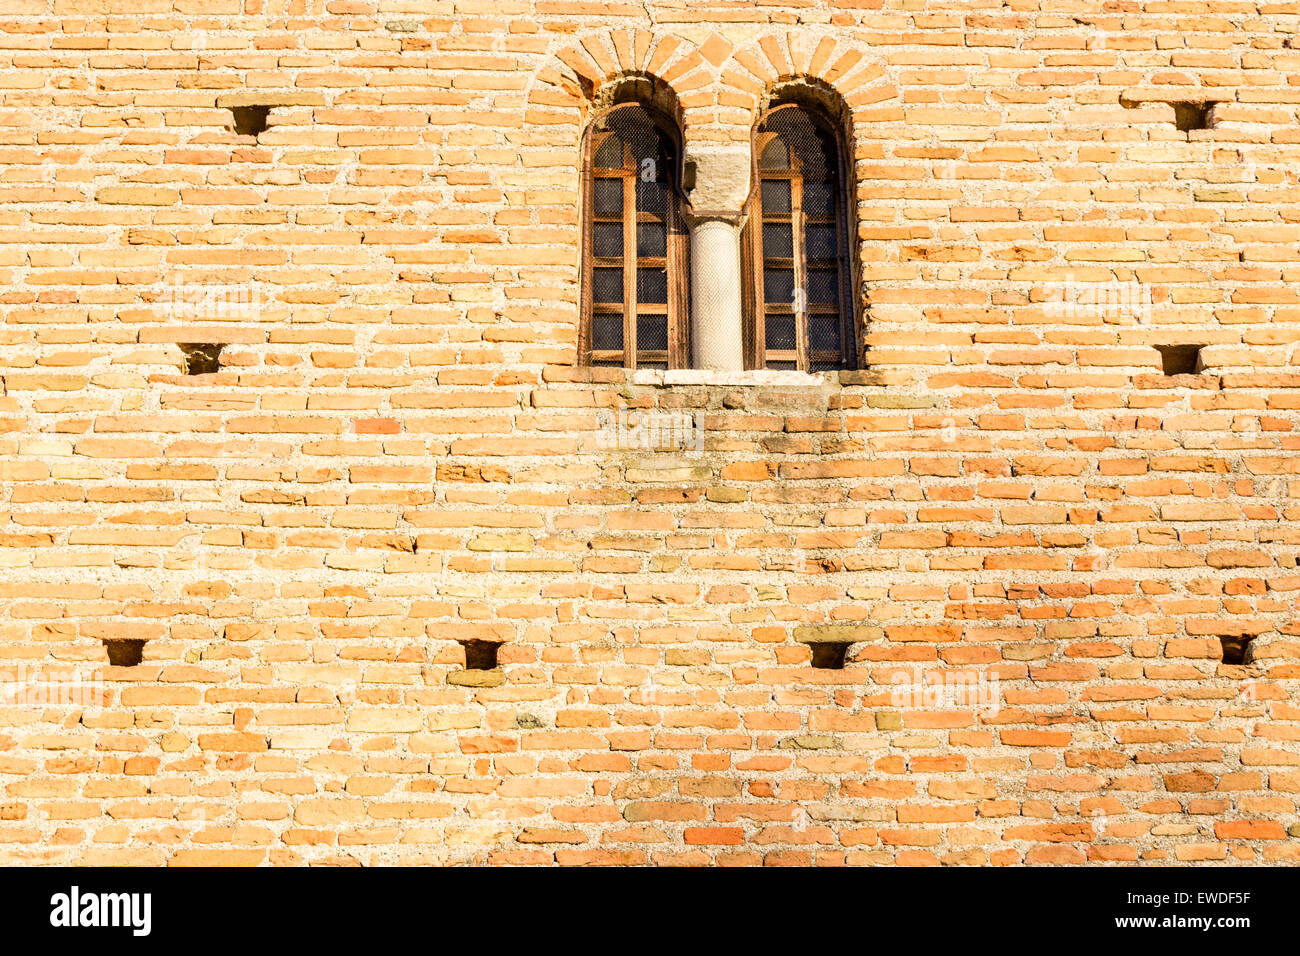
[630,368,837,387]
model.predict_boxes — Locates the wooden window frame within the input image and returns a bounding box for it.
[742,102,858,372]
[580,102,690,369]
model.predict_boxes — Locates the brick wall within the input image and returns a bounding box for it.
[0,0,1298,865]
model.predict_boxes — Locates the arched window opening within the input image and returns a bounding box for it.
[743,101,857,372]
[581,102,690,369]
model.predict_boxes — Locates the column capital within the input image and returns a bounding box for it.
[683,144,751,217]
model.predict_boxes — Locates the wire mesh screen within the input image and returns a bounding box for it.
[584,104,688,369]
[745,103,852,372]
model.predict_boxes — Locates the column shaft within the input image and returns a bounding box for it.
[689,218,744,371]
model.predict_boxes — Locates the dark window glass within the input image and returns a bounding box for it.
[761,180,791,213]
[623,124,659,166]
[594,136,623,169]
[637,268,668,304]
[636,178,666,213]
[808,313,840,352]
[803,182,833,215]
[763,223,793,259]
[592,312,623,351]
[764,268,795,305]
[594,178,622,213]
[593,222,623,257]
[804,224,837,260]
[637,315,668,352]
[593,267,623,304]
[637,222,666,257]
[807,269,839,304]
[765,314,797,351]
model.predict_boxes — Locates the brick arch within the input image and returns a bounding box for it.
[717,32,899,129]
[526,29,713,136]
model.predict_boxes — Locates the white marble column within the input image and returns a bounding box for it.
[690,217,745,370]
